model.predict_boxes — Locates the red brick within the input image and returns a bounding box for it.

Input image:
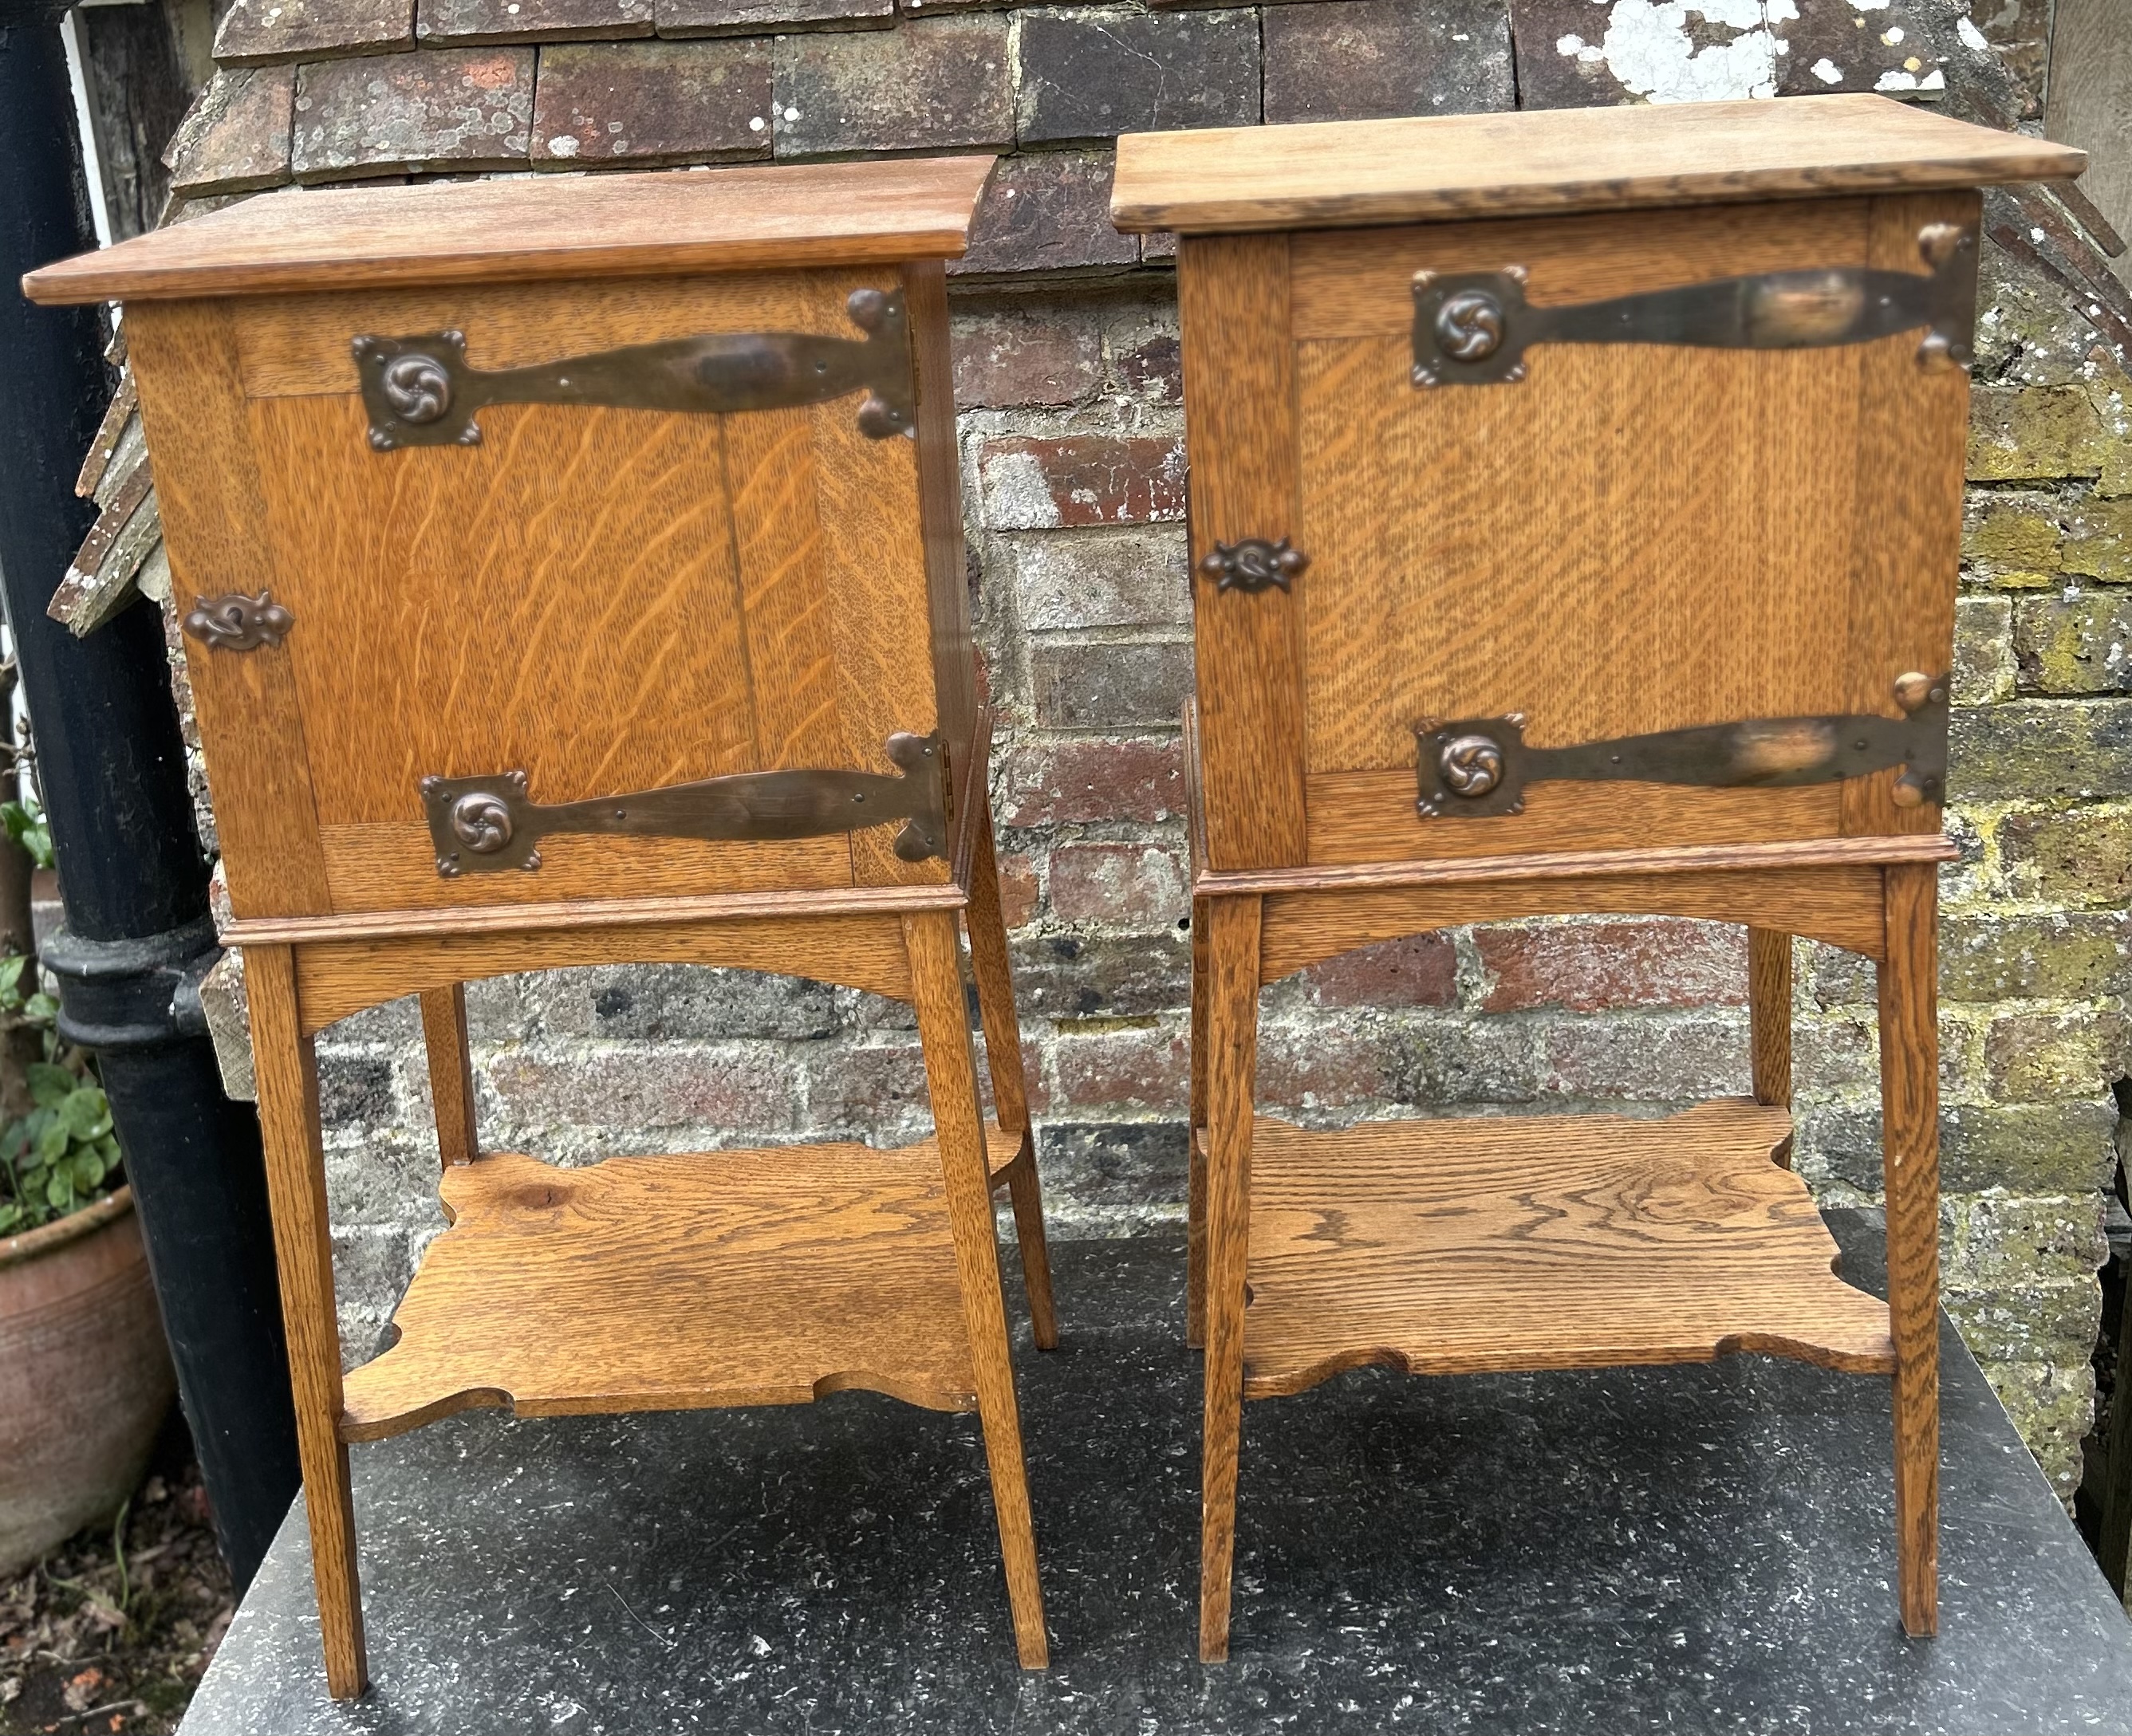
[1301,931,1457,1008]
[1477,919,1746,1014]
[951,308,1101,409]
[995,851,1040,931]
[802,1040,931,1129]
[1255,1024,1389,1108]
[1031,641,1194,730]
[1052,1024,1188,1114]
[996,736,1185,827]
[1109,327,1181,403]
[1049,842,1188,925]
[950,149,1139,276]
[978,434,1186,530]
[484,1045,795,1134]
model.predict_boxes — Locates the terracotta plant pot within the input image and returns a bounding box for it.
[0,1188,175,1577]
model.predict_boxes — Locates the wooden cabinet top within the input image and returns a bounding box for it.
[1112,95,2083,235]
[24,156,996,305]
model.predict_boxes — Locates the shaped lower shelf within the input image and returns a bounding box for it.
[338,1128,1019,1442]
[1222,1098,1894,1399]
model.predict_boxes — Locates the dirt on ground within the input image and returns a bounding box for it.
[0,1458,234,1736]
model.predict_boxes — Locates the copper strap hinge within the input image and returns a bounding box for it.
[420,732,948,876]
[357,288,913,451]
[1415,674,1949,818]
[1411,224,1977,387]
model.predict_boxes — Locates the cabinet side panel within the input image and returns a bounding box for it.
[1842,189,1976,838]
[124,301,332,919]
[1180,234,1308,871]
[902,259,979,785]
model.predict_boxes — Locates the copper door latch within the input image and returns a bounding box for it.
[1410,224,1977,387]
[1414,673,1949,818]
[356,288,915,451]
[421,731,948,876]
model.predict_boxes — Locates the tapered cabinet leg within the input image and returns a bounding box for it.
[246,945,368,1699]
[1198,895,1261,1663]
[905,911,1049,1669]
[1187,896,1211,1350]
[1748,927,1794,1167]
[418,982,479,1169]
[1878,864,1940,1637]
[964,799,1058,1350]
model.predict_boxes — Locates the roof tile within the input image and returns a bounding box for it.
[1015,8,1259,145]
[164,65,297,197]
[772,14,1011,157]
[215,0,416,66]
[291,47,534,180]
[420,0,653,45]
[1263,0,1512,126]
[952,147,1135,275]
[530,40,772,164]
[656,0,889,33]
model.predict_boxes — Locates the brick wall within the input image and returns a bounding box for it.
[145,0,2130,1503]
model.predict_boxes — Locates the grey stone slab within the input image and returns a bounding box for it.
[183,1214,2132,1735]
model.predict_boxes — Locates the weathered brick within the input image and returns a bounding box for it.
[1108,322,1180,403]
[1968,384,2114,482]
[421,0,650,44]
[217,0,413,65]
[1259,1022,1396,1109]
[1999,803,2132,906]
[951,307,1102,408]
[801,1039,932,1137]
[772,15,1008,158]
[1015,8,1258,144]
[951,149,1138,277]
[659,0,884,32]
[331,1226,417,1366]
[1263,0,1513,126]
[1538,1015,1748,1101]
[978,433,1185,529]
[464,963,838,1041]
[996,851,1040,929]
[1984,1010,2130,1102]
[1965,490,2063,586]
[1010,932,1191,1018]
[292,49,533,180]
[1941,1100,2121,1195]
[1952,593,2016,705]
[1478,918,1745,1014]
[1031,640,1193,730]
[317,1053,396,1124]
[2014,588,2132,694]
[1051,1022,1188,1112]
[1299,932,1457,1009]
[164,67,295,196]
[1940,911,2132,1002]
[529,41,769,164]
[1947,699,2132,801]
[1793,1010,1881,1096]
[1381,1018,1543,1105]
[1949,1191,2109,1291]
[1943,1282,2105,1368]
[1010,528,1189,631]
[1034,1121,1185,1208]
[1047,841,1188,926]
[482,1044,798,1136]
[995,734,1184,826]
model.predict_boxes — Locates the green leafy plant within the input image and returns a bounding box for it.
[0,951,115,1238]
[0,799,52,872]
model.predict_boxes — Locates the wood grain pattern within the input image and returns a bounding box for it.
[1306,774,1843,865]
[1878,860,1941,1636]
[418,984,478,1167]
[2047,0,2132,284]
[26,157,997,303]
[293,910,915,1033]
[1197,894,1261,1663]
[337,1134,1017,1439]
[1110,96,2081,235]
[901,258,979,770]
[1749,927,1793,1118]
[964,796,1058,1351]
[1294,204,1865,781]
[1258,864,1888,981]
[122,301,331,919]
[244,945,365,1699]
[905,910,1048,1669]
[1180,235,1307,871]
[1843,191,1973,840]
[1234,1100,1893,1398]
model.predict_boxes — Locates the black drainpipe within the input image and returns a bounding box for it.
[0,0,299,1589]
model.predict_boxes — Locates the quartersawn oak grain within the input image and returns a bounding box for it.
[1232,1100,1894,1397]
[25,157,998,303]
[339,1132,1024,1439]
[1111,96,2083,234]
